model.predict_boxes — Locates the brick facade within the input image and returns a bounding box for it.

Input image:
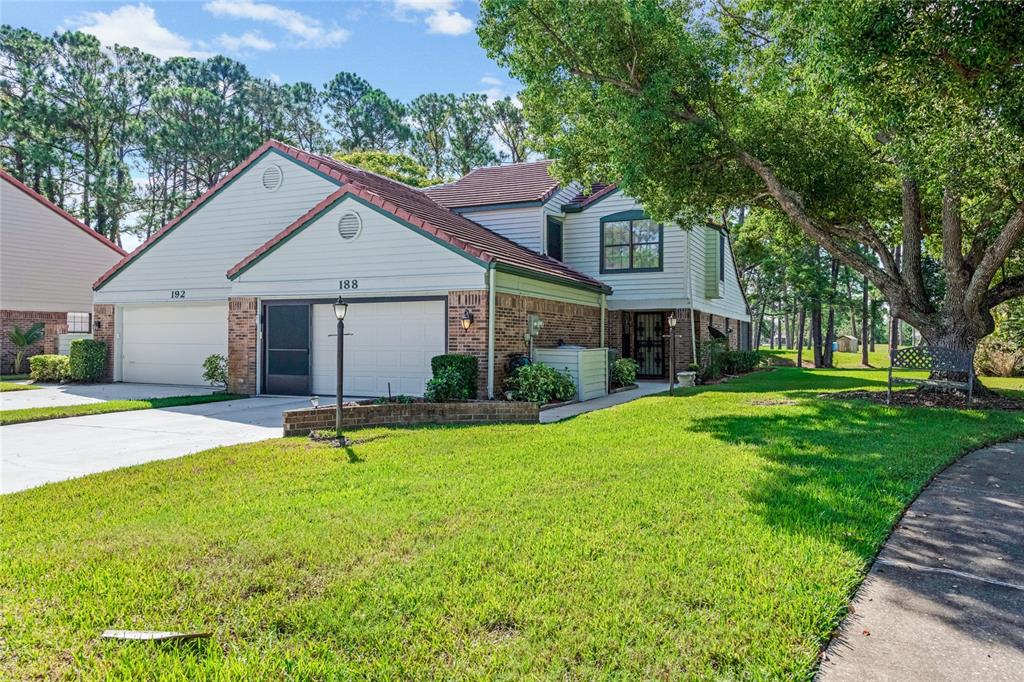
[0,310,68,374]
[447,290,489,398]
[283,400,538,436]
[605,308,749,379]
[228,297,259,395]
[92,304,115,381]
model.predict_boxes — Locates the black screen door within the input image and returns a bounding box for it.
[546,216,563,261]
[634,312,665,378]
[264,304,310,395]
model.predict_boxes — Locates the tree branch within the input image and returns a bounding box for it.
[965,202,1024,312]
[983,274,1024,309]
[900,179,932,312]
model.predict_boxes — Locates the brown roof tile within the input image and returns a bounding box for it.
[424,160,561,209]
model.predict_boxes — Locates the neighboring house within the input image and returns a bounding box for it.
[92,140,749,397]
[0,170,126,374]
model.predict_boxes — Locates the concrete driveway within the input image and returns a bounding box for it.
[1,396,310,494]
[0,382,215,410]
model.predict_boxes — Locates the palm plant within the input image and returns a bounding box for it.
[8,322,45,374]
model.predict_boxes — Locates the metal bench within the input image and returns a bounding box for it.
[887,345,974,405]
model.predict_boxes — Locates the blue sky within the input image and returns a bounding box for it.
[3,1,518,102]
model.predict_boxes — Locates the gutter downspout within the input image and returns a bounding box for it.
[487,263,496,399]
[686,228,698,364]
[600,293,607,347]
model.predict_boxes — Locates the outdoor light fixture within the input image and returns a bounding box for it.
[310,396,319,408]
[667,312,678,396]
[668,312,678,329]
[333,297,348,321]
[461,308,474,331]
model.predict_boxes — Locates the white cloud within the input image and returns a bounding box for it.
[480,75,503,87]
[268,73,282,84]
[67,4,211,59]
[217,31,275,52]
[391,1,474,36]
[204,0,350,47]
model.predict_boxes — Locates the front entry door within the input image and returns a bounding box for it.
[264,304,310,395]
[634,312,665,378]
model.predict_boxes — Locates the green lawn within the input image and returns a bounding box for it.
[0,374,31,381]
[3,368,1023,679]
[0,381,39,392]
[0,393,242,425]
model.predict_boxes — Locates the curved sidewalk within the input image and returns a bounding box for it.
[817,439,1024,681]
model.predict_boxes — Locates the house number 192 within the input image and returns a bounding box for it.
[171,290,186,299]
[339,279,359,290]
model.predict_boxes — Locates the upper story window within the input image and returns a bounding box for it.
[719,233,726,282]
[600,210,663,273]
[546,216,563,261]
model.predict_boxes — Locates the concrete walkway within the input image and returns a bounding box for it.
[539,380,665,423]
[0,382,214,410]
[818,439,1024,681]
[1,396,309,494]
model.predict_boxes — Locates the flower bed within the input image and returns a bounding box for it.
[283,400,539,436]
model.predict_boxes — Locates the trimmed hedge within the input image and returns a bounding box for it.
[29,354,69,382]
[68,339,107,382]
[505,362,576,404]
[610,358,639,387]
[430,354,478,399]
[722,350,762,375]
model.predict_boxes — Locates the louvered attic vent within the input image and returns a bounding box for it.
[261,164,283,191]
[337,211,362,241]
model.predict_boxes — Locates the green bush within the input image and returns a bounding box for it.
[610,358,639,387]
[202,354,228,387]
[698,338,729,382]
[505,362,577,404]
[430,354,478,399]
[68,339,107,382]
[425,366,471,402]
[721,350,762,375]
[29,354,69,382]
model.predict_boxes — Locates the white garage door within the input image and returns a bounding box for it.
[121,302,228,385]
[310,300,446,397]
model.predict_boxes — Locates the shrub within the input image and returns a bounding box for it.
[425,366,471,402]
[505,362,576,404]
[68,339,107,382]
[430,354,478,399]
[29,354,69,382]
[610,358,639,387]
[721,350,762,375]
[698,338,729,382]
[976,338,1024,377]
[202,354,229,388]
[7,322,45,374]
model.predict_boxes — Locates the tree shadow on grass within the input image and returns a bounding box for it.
[688,397,1024,653]
[681,367,893,398]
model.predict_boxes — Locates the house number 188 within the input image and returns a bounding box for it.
[339,279,359,290]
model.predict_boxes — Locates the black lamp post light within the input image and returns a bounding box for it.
[667,311,678,396]
[334,297,348,443]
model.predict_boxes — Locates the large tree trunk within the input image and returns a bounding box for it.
[811,303,824,367]
[797,306,806,368]
[861,276,869,366]
[823,258,839,367]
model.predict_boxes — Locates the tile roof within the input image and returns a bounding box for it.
[424,160,561,209]
[1,169,127,256]
[94,140,608,292]
[565,182,618,210]
[229,144,608,291]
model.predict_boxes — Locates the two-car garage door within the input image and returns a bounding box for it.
[120,303,228,385]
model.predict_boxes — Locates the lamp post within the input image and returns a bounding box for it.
[333,297,348,441]
[667,312,678,396]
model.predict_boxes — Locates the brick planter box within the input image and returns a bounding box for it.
[283,400,539,436]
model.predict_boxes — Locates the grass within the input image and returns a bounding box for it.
[2,368,1023,680]
[0,393,242,426]
[0,381,39,392]
[1,374,31,381]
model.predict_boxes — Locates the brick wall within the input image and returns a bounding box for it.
[92,304,115,381]
[493,293,602,393]
[447,290,489,398]
[0,310,68,374]
[228,297,258,395]
[283,400,539,436]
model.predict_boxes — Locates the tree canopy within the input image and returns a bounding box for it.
[478,0,1024,354]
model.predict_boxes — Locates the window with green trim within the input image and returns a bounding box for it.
[600,212,662,273]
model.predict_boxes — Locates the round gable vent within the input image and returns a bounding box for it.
[337,211,362,241]
[261,164,283,191]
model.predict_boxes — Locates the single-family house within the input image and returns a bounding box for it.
[92,140,750,397]
[1,170,126,373]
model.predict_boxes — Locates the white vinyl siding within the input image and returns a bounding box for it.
[456,206,543,251]
[703,227,723,299]
[231,196,485,298]
[94,152,338,304]
[310,300,445,397]
[119,302,228,385]
[689,224,750,320]
[562,191,687,309]
[1,178,122,312]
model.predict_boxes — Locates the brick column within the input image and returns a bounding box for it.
[447,290,489,398]
[92,304,115,382]
[228,297,258,395]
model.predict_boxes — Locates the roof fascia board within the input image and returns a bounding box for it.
[561,187,621,213]
[494,262,612,295]
[452,200,545,213]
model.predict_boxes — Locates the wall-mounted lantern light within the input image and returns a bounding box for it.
[461,308,474,331]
